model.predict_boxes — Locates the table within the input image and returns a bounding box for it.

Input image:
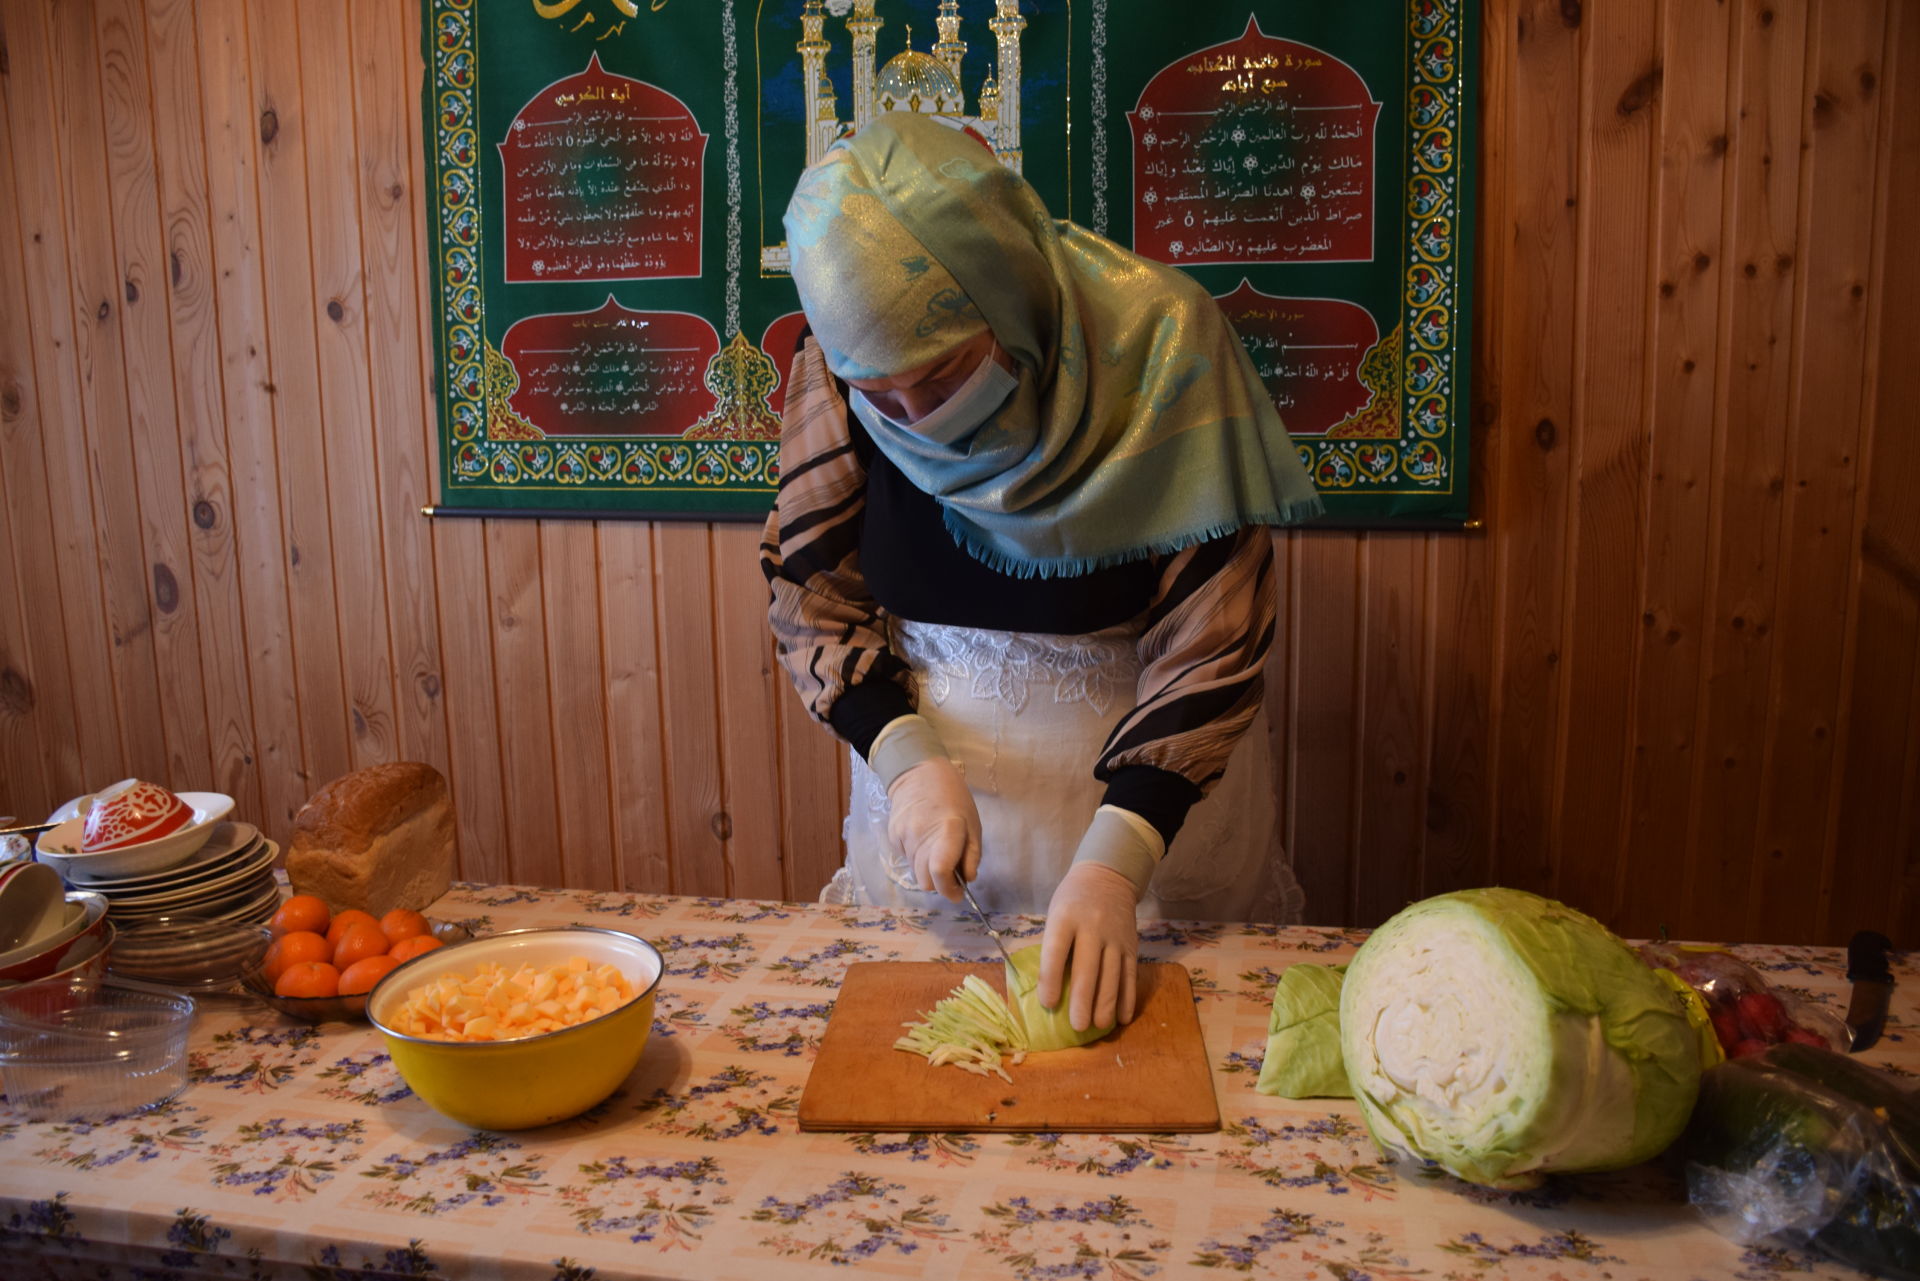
[0,884,1911,1280]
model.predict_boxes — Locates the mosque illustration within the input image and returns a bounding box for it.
[762,0,1027,274]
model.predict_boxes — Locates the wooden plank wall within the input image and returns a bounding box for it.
[0,0,1914,944]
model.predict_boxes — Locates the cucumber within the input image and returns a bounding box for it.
[1684,1045,1919,1281]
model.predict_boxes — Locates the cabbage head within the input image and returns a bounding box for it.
[1005,944,1113,1052]
[1339,887,1701,1189]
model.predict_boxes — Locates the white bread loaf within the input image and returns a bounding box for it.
[286,762,456,915]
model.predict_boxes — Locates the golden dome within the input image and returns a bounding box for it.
[874,49,963,113]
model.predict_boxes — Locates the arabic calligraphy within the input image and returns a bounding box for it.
[1214,283,1382,436]
[501,299,721,436]
[498,53,707,281]
[1129,20,1383,266]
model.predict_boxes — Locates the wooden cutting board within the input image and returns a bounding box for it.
[798,960,1220,1133]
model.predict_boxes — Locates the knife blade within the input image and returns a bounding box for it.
[1844,929,1894,1053]
[958,879,1016,968]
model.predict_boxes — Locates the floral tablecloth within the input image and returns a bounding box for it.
[0,884,1912,1281]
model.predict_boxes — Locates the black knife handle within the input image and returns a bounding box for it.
[1846,929,1893,983]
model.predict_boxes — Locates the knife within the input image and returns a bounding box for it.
[1844,929,1894,1053]
[958,879,1016,968]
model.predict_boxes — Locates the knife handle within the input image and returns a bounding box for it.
[1846,930,1893,983]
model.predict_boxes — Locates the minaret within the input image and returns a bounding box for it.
[846,0,884,134]
[797,1,834,166]
[933,1,966,87]
[989,0,1026,173]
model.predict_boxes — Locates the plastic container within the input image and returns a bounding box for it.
[0,976,195,1121]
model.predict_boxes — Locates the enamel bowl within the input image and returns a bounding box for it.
[365,927,663,1131]
[36,793,235,882]
[0,892,111,984]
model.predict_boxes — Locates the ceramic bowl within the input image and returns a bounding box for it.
[0,859,70,953]
[0,922,114,994]
[37,793,235,882]
[0,892,111,983]
[81,779,195,852]
[365,927,663,1130]
[238,920,475,1025]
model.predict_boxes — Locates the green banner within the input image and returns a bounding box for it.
[423,0,1475,523]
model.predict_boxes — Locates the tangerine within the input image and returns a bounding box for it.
[275,960,341,999]
[332,920,391,971]
[325,909,380,946]
[387,934,445,963]
[271,930,332,979]
[270,894,331,937]
[379,908,431,943]
[338,953,403,996]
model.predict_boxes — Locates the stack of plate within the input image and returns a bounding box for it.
[65,822,280,927]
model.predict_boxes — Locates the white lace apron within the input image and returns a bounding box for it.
[823,617,1305,925]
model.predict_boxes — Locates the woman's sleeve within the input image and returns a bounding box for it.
[1094,524,1277,843]
[759,339,917,753]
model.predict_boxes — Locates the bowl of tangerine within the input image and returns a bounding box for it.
[239,893,475,1024]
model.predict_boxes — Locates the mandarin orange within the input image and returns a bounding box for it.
[338,953,403,996]
[270,894,331,937]
[275,960,341,999]
[379,908,431,943]
[272,930,332,978]
[386,934,445,963]
[332,920,390,970]
[325,909,380,946]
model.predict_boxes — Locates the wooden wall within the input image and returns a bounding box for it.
[1,0,1914,945]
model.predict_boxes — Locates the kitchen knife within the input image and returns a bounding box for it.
[958,879,1016,968]
[1843,929,1893,1053]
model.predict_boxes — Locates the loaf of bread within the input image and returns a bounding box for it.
[286,762,456,915]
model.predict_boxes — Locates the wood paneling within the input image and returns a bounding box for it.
[1,0,1915,942]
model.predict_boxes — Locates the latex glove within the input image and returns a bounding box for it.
[1038,862,1141,1030]
[885,758,981,902]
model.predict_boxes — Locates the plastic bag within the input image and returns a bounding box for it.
[1683,1043,1920,1281]
[1637,942,1848,1060]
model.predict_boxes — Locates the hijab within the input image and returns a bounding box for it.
[784,112,1322,578]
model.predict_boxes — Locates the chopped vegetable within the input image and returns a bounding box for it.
[1255,963,1352,1099]
[1339,887,1702,1188]
[895,945,1113,1078]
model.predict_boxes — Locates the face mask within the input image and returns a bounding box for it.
[850,345,1019,446]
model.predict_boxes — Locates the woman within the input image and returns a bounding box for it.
[761,112,1323,1033]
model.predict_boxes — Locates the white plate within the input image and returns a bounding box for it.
[110,870,279,923]
[36,793,236,881]
[102,840,277,907]
[63,822,260,891]
[97,840,278,908]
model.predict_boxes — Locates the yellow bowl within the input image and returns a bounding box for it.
[365,926,662,1131]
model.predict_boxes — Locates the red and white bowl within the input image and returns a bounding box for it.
[37,792,235,882]
[81,780,194,852]
[0,860,69,953]
[0,892,111,984]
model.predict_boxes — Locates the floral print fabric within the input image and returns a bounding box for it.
[0,884,1910,1280]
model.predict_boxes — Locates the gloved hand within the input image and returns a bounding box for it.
[1038,862,1141,1030]
[885,758,981,902]
[1037,805,1163,1028]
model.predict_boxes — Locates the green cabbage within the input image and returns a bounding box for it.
[1255,963,1352,1099]
[1003,945,1113,1052]
[1339,887,1701,1188]
[895,945,1112,1078]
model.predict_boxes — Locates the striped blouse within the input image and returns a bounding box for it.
[760,338,1278,846]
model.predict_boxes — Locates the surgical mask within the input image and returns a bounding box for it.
[849,345,1019,446]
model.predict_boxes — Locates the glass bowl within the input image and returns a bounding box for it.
[0,975,195,1121]
[238,920,475,1024]
[106,914,272,990]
